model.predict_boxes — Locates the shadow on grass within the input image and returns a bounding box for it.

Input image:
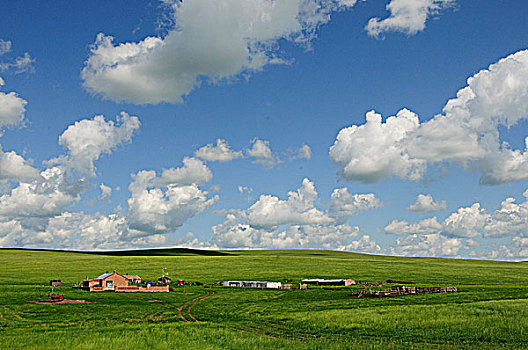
[1,247,235,257]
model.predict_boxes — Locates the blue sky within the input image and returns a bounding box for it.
[1,0,528,259]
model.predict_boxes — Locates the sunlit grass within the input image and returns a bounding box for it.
[1,248,527,349]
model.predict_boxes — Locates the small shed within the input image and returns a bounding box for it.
[50,280,63,286]
[265,282,282,289]
[158,276,172,284]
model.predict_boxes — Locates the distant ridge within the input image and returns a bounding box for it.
[0,247,234,256]
[0,247,525,262]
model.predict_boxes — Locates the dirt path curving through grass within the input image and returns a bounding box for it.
[177,291,215,322]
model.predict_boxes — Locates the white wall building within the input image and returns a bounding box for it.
[222,281,282,289]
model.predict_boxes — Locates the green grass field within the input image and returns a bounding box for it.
[1,248,527,349]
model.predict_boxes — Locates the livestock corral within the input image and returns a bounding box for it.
[351,285,458,298]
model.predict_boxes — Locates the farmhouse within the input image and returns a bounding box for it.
[301,278,355,286]
[82,271,168,292]
[83,271,129,292]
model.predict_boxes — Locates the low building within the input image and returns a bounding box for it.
[265,282,282,289]
[222,281,282,289]
[124,275,141,284]
[301,278,355,286]
[49,280,63,286]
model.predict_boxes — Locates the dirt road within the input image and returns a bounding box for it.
[176,291,215,322]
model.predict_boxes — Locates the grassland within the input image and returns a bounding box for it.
[1,248,527,349]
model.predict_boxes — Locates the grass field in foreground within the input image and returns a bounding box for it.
[0,248,527,349]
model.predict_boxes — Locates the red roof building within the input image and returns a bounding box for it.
[82,271,168,292]
[84,271,129,292]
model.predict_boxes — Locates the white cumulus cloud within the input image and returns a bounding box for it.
[0,219,25,247]
[385,203,488,238]
[53,112,140,177]
[291,144,312,160]
[390,233,463,257]
[212,211,361,249]
[0,92,27,131]
[247,178,334,228]
[0,150,40,183]
[338,235,381,253]
[246,138,281,168]
[483,191,528,238]
[0,40,11,56]
[0,166,79,219]
[0,39,34,74]
[386,189,528,258]
[43,212,129,250]
[384,216,442,235]
[159,157,212,186]
[127,184,217,234]
[0,109,217,250]
[442,203,489,238]
[81,0,359,104]
[407,194,446,212]
[127,158,217,235]
[99,183,112,200]
[0,41,30,135]
[366,0,455,37]
[195,139,243,162]
[331,49,528,185]
[330,187,382,221]
[0,112,141,246]
[330,109,425,183]
[211,178,380,250]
